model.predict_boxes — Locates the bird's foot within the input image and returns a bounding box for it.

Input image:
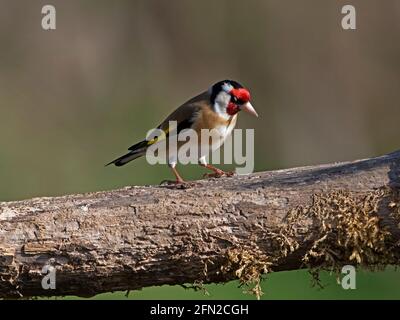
[203,170,235,179]
[159,179,198,189]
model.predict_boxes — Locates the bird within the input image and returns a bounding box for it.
[106,80,258,184]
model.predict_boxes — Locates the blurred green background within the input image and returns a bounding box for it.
[1,0,400,299]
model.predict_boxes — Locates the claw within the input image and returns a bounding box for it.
[160,180,198,189]
[224,171,235,177]
[160,179,183,185]
[203,172,222,179]
[203,170,235,179]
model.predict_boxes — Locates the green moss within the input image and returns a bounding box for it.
[219,187,400,298]
[221,247,272,299]
[302,189,398,285]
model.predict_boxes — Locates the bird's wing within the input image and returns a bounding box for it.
[129,91,210,150]
[158,91,210,133]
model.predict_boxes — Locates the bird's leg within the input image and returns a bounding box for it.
[160,166,185,185]
[200,164,235,178]
[171,166,185,184]
[160,166,198,189]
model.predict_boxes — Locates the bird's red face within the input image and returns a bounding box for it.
[210,80,258,118]
[227,88,258,117]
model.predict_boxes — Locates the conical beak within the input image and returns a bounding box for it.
[241,102,258,117]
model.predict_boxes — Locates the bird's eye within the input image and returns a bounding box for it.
[231,95,245,105]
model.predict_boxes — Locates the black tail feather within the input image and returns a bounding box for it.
[106,149,145,167]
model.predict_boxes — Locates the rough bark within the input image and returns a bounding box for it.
[1,151,400,298]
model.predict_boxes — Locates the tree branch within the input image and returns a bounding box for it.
[1,151,400,298]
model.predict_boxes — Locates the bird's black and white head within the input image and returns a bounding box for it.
[209,80,258,119]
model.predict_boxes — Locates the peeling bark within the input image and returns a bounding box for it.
[1,151,400,298]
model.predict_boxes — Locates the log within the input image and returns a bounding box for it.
[1,150,400,299]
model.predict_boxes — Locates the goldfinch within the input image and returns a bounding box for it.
[107,80,258,184]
